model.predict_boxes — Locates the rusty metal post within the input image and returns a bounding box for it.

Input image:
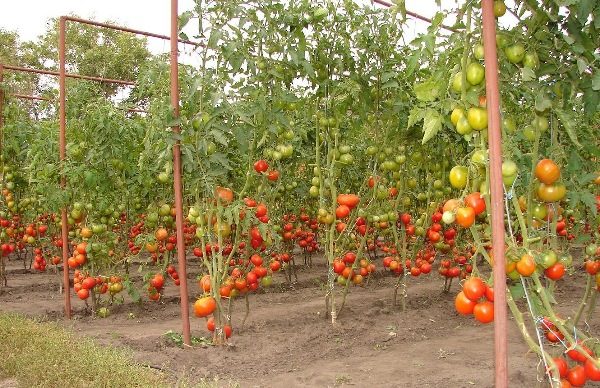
[59,16,72,320]
[171,0,191,347]
[481,1,508,386]
[0,65,4,130]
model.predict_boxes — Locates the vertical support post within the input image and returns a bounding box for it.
[0,65,4,130]
[481,1,508,387]
[59,16,72,320]
[170,0,191,347]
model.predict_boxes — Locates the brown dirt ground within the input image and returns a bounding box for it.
[1,256,598,388]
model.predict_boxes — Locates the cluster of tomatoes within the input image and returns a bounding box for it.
[32,248,47,271]
[332,251,376,286]
[142,255,184,300]
[454,276,495,324]
[280,212,320,256]
[253,159,280,183]
[438,249,474,280]
[148,272,165,301]
[583,244,600,292]
[73,271,122,300]
[548,339,600,386]
[67,242,88,269]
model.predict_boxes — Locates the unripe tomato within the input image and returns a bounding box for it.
[467,107,488,131]
[493,0,506,17]
[449,166,468,189]
[505,44,525,64]
[466,62,485,85]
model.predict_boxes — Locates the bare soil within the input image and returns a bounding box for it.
[0,256,597,388]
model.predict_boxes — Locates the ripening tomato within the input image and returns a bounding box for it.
[537,183,567,203]
[567,365,587,387]
[215,186,234,204]
[455,291,477,315]
[337,194,360,209]
[473,300,494,323]
[462,277,486,302]
[544,262,565,281]
[455,207,476,228]
[535,159,561,185]
[194,296,216,317]
[584,357,600,381]
[552,357,569,379]
[267,170,280,181]
[464,192,486,215]
[516,254,536,277]
[335,205,351,219]
[253,159,268,173]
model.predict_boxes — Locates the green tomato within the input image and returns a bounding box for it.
[502,117,517,133]
[522,52,539,69]
[494,0,506,17]
[467,107,488,131]
[539,251,558,269]
[522,125,537,141]
[585,244,598,256]
[505,44,525,64]
[366,146,378,156]
[456,116,473,135]
[471,149,488,166]
[501,160,518,177]
[157,172,170,184]
[451,73,464,93]
[473,43,485,60]
[339,153,354,165]
[466,62,485,85]
[449,166,468,189]
[532,116,549,132]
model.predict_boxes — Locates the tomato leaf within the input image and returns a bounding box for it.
[521,67,536,82]
[579,191,598,216]
[577,57,588,74]
[407,107,424,128]
[592,71,600,91]
[413,79,441,102]
[554,109,582,148]
[391,0,406,19]
[534,93,551,112]
[421,109,442,145]
[509,283,525,300]
[178,11,194,31]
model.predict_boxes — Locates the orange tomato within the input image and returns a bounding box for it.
[535,159,560,185]
[516,254,536,277]
[194,296,217,317]
[455,291,477,315]
[455,206,476,228]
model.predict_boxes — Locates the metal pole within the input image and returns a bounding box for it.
[1,64,135,86]
[59,16,71,320]
[0,65,4,130]
[64,16,202,47]
[170,0,191,347]
[481,1,508,386]
[371,0,459,32]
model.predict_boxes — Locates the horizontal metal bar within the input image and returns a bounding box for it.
[63,16,203,47]
[372,0,459,32]
[1,64,136,85]
[9,93,51,101]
